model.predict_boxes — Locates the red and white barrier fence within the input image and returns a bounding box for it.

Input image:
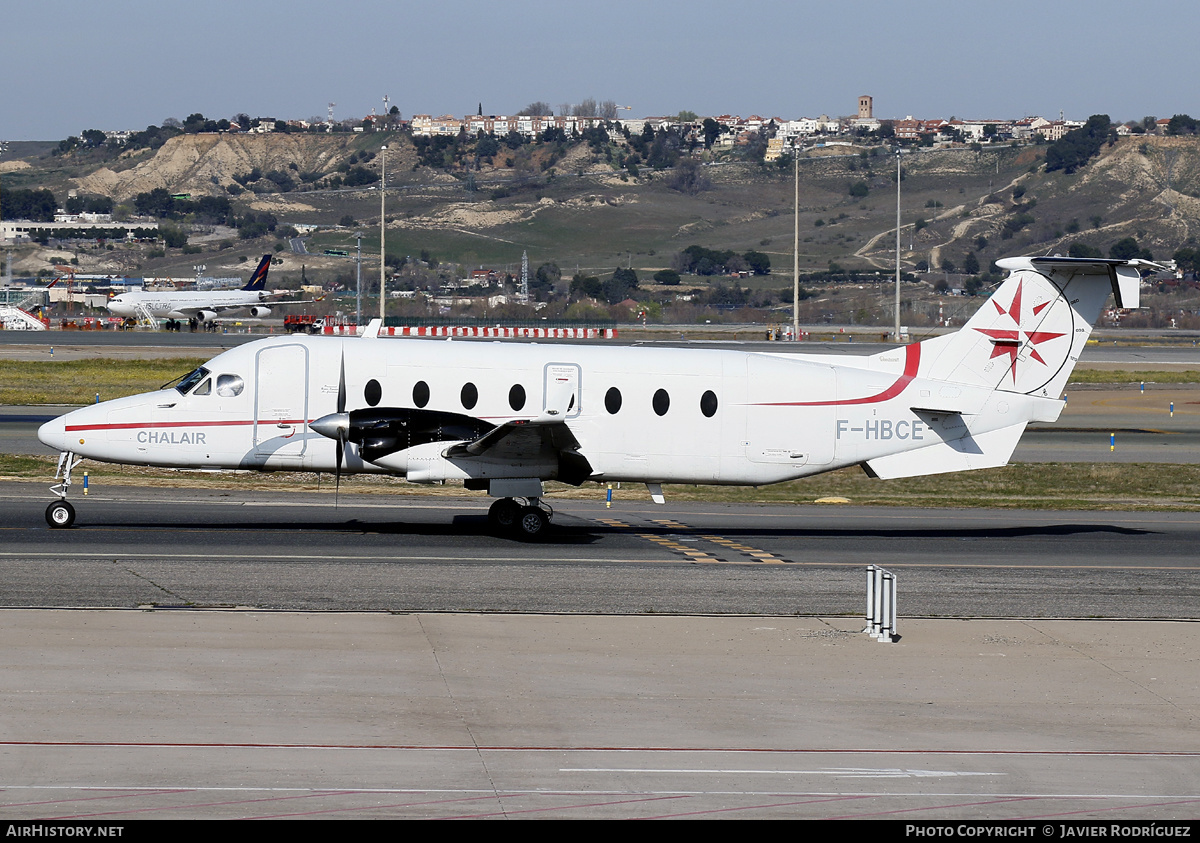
[320,325,618,339]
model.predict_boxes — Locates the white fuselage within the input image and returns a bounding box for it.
[37,334,1043,487]
[107,289,269,320]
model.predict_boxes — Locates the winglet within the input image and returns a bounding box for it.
[361,318,382,339]
[242,255,272,291]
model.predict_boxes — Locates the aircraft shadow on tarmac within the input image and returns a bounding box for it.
[69,514,604,545]
[65,516,1150,544]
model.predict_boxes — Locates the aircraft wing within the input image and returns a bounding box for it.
[443,420,593,485]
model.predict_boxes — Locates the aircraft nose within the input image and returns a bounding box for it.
[38,415,67,452]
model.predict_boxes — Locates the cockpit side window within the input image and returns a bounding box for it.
[174,366,211,395]
[193,378,212,396]
[216,374,244,397]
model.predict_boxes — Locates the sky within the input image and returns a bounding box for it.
[1,0,1194,141]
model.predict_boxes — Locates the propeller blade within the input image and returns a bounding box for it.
[337,349,346,414]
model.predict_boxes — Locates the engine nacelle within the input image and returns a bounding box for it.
[249,306,272,318]
[196,310,219,323]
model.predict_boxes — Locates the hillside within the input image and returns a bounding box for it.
[6,132,1200,299]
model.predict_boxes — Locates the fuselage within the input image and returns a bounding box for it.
[107,289,270,319]
[37,334,1033,487]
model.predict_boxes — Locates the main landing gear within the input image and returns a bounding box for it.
[488,497,552,540]
[46,451,81,528]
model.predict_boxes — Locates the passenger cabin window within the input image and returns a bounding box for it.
[175,366,210,395]
[700,390,718,418]
[652,389,670,416]
[509,384,526,412]
[461,382,479,411]
[364,379,382,407]
[413,381,430,408]
[216,374,244,398]
[605,387,622,414]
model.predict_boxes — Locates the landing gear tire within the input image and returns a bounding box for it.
[488,498,521,530]
[46,500,75,528]
[515,505,549,541]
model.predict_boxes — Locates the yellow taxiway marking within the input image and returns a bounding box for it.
[648,519,788,565]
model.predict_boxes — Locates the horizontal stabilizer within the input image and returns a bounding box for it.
[863,422,1027,480]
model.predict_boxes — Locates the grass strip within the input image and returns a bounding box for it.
[4,455,1198,511]
[0,358,208,405]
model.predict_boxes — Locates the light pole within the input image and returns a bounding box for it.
[792,139,799,342]
[355,231,363,325]
[894,147,902,343]
[379,144,387,322]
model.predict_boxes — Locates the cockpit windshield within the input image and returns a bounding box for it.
[171,366,211,395]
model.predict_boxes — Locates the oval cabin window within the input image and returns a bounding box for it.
[509,384,526,411]
[605,387,622,414]
[461,382,478,410]
[652,389,670,416]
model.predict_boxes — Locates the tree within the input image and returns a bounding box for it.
[702,118,722,149]
[160,224,188,249]
[742,250,771,276]
[1167,114,1199,135]
[848,181,869,198]
[1109,237,1142,260]
[667,157,709,194]
[603,267,639,303]
[1045,114,1112,174]
[519,101,551,116]
[653,269,681,286]
[572,98,598,118]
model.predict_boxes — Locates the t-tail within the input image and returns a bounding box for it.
[241,254,273,291]
[860,256,1160,480]
[916,256,1151,398]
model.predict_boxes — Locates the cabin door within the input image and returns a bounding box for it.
[254,343,309,459]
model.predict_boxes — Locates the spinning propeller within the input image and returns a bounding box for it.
[309,351,351,502]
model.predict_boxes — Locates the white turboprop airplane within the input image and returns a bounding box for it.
[107,254,283,323]
[38,255,1150,538]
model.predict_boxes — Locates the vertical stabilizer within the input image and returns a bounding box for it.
[918,257,1154,399]
[242,254,273,291]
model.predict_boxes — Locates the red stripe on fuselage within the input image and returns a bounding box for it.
[65,419,302,432]
[756,343,921,407]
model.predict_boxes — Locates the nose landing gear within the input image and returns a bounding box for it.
[46,451,81,528]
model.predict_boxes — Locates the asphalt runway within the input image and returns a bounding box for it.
[2,482,1197,618]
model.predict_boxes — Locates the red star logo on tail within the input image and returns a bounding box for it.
[973,280,1064,382]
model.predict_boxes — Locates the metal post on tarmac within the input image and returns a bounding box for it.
[864,565,898,643]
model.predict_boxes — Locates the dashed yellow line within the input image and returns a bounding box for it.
[599,516,789,565]
[595,518,723,562]
[649,519,789,565]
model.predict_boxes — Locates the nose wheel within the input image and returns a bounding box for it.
[46,500,76,528]
[46,451,82,529]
